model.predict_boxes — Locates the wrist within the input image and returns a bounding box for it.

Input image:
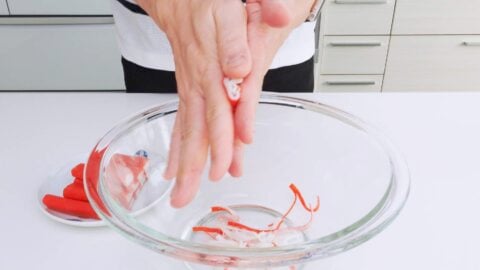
[136,0,175,32]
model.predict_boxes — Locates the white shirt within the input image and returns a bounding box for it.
[111,0,315,71]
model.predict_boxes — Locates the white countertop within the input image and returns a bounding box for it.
[1,92,479,269]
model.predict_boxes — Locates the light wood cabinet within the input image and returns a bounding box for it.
[393,0,480,35]
[0,0,8,15]
[0,24,124,90]
[316,0,393,92]
[321,0,395,35]
[317,75,383,92]
[7,0,111,15]
[383,35,480,91]
[318,0,480,92]
[320,36,389,75]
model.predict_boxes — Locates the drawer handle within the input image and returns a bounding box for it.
[0,16,114,25]
[334,0,388,4]
[329,41,382,47]
[462,41,480,46]
[325,81,376,86]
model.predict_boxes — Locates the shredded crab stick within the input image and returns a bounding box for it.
[192,226,224,235]
[223,78,243,107]
[281,206,314,233]
[104,153,149,210]
[211,206,234,215]
[191,183,320,249]
[289,183,320,212]
[272,190,298,230]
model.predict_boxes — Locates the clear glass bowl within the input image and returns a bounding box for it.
[85,94,410,268]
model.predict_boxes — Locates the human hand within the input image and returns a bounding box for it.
[136,0,252,207]
[234,0,316,145]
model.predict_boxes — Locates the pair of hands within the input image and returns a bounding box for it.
[136,0,315,208]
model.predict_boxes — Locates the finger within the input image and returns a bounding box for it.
[234,60,265,144]
[228,138,245,177]
[164,44,190,180]
[170,94,209,208]
[214,1,252,78]
[246,0,291,27]
[203,67,235,181]
[163,104,183,180]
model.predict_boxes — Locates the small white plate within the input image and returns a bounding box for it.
[38,153,105,227]
[38,152,172,227]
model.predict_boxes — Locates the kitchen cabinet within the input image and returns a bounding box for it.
[317,75,383,92]
[316,0,393,92]
[321,0,395,35]
[320,36,389,75]
[393,0,480,35]
[0,24,124,90]
[383,35,480,91]
[317,0,480,92]
[0,0,8,14]
[7,0,111,15]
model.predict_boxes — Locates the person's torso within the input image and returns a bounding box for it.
[112,0,316,71]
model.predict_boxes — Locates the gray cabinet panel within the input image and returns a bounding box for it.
[321,0,395,35]
[8,0,111,15]
[320,36,390,75]
[384,35,480,91]
[0,0,8,15]
[393,0,480,34]
[0,24,124,90]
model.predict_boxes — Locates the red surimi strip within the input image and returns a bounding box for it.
[289,183,320,212]
[73,178,83,185]
[43,194,99,219]
[192,226,224,235]
[223,78,242,107]
[105,154,149,210]
[63,182,88,202]
[71,163,85,179]
[192,182,321,248]
[227,221,276,234]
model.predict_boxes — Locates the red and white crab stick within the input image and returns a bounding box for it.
[223,78,243,107]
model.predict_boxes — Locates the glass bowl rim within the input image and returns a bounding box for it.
[85,93,410,264]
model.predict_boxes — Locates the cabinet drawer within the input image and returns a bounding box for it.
[316,75,383,92]
[1,0,8,15]
[320,36,389,75]
[8,0,111,15]
[393,0,480,34]
[0,24,124,90]
[321,0,395,35]
[383,36,480,92]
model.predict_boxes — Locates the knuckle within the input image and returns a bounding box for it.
[224,50,249,70]
[220,44,250,74]
[180,127,198,142]
[186,167,203,178]
[205,104,224,126]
